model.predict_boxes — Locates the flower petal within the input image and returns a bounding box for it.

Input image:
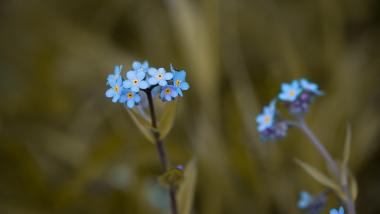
[180,82,189,90]
[105,88,115,97]
[159,80,167,86]
[139,81,149,89]
[127,71,136,80]
[164,72,173,80]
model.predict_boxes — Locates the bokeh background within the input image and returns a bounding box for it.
[0,0,379,213]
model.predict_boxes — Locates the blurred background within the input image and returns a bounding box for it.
[0,0,379,213]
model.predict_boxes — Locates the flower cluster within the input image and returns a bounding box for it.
[256,100,288,142]
[256,78,322,142]
[297,191,328,214]
[279,79,323,115]
[105,61,190,108]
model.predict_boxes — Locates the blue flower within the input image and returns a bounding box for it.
[123,70,149,92]
[105,76,123,103]
[298,191,313,209]
[278,80,302,102]
[148,68,173,86]
[107,65,123,86]
[171,65,190,96]
[119,89,141,108]
[132,60,149,73]
[160,85,178,101]
[330,207,344,214]
[300,79,322,95]
[256,100,276,132]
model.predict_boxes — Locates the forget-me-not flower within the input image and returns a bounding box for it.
[330,207,344,214]
[148,68,173,86]
[256,100,276,132]
[119,89,141,108]
[171,66,190,96]
[300,79,322,95]
[123,70,149,92]
[160,85,178,101]
[107,65,123,86]
[132,60,149,73]
[105,76,123,103]
[298,191,313,209]
[278,80,302,102]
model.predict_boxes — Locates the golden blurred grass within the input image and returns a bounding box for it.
[0,0,379,213]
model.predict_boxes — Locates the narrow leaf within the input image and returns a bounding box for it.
[341,124,352,185]
[177,159,197,214]
[295,159,344,198]
[158,101,177,140]
[350,172,358,201]
[127,108,154,143]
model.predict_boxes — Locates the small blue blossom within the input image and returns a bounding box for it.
[300,79,323,95]
[256,100,276,132]
[278,80,302,102]
[148,68,173,86]
[105,76,123,103]
[107,65,123,86]
[119,89,141,108]
[171,65,190,96]
[160,85,178,102]
[298,191,313,209]
[132,60,149,73]
[330,207,344,214]
[123,70,149,92]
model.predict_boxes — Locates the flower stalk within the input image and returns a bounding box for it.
[145,88,178,214]
[295,118,356,214]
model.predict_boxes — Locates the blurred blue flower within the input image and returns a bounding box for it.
[107,65,123,86]
[123,70,149,92]
[105,76,123,103]
[119,89,141,108]
[171,65,190,96]
[132,60,149,73]
[160,85,178,102]
[300,79,323,95]
[148,68,173,86]
[330,207,344,214]
[279,80,302,102]
[298,191,313,209]
[256,100,276,132]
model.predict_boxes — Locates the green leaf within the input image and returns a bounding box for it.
[350,172,358,201]
[295,159,344,198]
[341,124,352,185]
[157,101,177,140]
[127,108,154,143]
[177,159,197,214]
[158,166,185,188]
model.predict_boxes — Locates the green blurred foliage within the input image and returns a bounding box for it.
[0,0,379,213]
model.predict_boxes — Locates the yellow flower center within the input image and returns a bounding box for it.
[133,79,139,85]
[289,89,295,97]
[165,88,171,94]
[127,92,134,99]
[157,74,163,80]
[175,79,181,86]
[264,115,271,124]
[114,85,120,93]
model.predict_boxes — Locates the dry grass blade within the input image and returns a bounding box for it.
[177,159,198,214]
[341,124,352,185]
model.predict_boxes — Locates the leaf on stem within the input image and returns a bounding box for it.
[294,158,345,198]
[177,159,197,214]
[158,101,177,140]
[127,108,154,143]
[350,172,358,201]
